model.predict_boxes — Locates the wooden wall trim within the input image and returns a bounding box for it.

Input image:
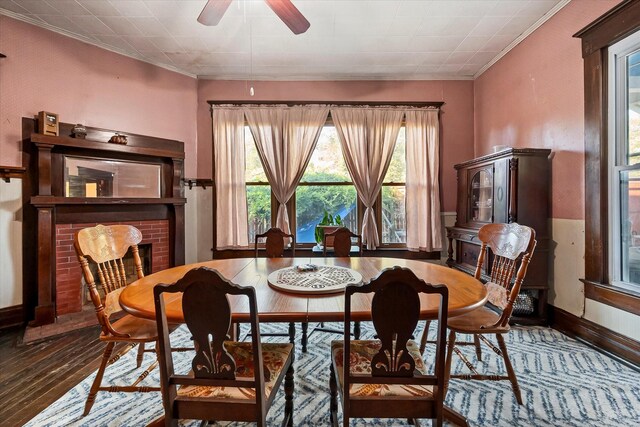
[550,305,640,366]
[582,280,640,316]
[0,305,24,329]
[583,48,608,283]
[0,165,25,182]
[574,0,640,57]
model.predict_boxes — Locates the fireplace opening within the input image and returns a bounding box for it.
[81,244,152,305]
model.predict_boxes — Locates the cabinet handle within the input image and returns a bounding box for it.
[497,187,504,201]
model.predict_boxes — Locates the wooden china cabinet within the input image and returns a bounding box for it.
[446,148,551,325]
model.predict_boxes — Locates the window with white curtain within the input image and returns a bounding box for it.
[244,122,407,247]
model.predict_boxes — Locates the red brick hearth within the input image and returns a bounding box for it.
[55,220,170,316]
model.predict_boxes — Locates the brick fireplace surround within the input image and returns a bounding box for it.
[55,220,170,316]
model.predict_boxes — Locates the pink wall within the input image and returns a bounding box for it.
[474,0,620,220]
[0,16,198,175]
[197,80,475,212]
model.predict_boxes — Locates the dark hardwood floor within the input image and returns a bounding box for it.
[0,325,104,426]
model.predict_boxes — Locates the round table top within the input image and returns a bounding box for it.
[119,257,487,324]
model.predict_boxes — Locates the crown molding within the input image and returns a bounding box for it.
[0,9,196,79]
[474,0,571,79]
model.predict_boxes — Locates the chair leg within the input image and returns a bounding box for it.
[496,334,523,405]
[83,341,115,416]
[136,342,145,368]
[353,321,361,340]
[329,363,339,427]
[419,320,432,353]
[473,334,482,361]
[301,322,308,353]
[444,330,456,396]
[283,358,295,427]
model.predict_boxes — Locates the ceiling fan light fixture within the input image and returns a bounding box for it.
[198,0,310,34]
[197,0,233,26]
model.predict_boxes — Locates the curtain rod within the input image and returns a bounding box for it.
[207,100,444,108]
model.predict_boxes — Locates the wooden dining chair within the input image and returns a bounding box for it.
[323,227,362,257]
[252,227,298,346]
[74,224,160,416]
[422,223,536,405]
[330,266,449,426]
[154,267,295,426]
[311,227,363,347]
[255,227,295,258]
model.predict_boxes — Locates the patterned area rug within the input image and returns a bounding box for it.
[26,323,640,426]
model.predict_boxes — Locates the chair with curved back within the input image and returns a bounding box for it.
[154,267,295,426]
[255,227,295,258]
[311,227,363,346]
[421,222,536,405]
[74,224,160,416]
[330,266,449,426]
[253,227,298,347]
[323,227,362,257]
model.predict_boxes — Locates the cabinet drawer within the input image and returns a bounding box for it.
[459,241,481,269]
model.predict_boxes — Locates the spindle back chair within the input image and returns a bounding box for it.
[74,224,159,416]
[433,223,536,405]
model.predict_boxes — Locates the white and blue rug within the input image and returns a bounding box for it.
[25,323,640,426]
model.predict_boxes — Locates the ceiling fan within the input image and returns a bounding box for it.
[198,0,310,35]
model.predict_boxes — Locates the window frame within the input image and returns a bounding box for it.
[575,0,640,316]
[210,100,443,258]
[608,32,640,292]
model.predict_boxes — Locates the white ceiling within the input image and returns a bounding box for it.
[0,0,567,80]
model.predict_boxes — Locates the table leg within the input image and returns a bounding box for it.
[288,322,296,344]
[301,322,308,353]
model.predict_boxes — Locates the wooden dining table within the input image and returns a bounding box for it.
[119,256,487,427]
[120,256,487,324]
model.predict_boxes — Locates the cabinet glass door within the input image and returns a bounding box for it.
[469,167,493,223]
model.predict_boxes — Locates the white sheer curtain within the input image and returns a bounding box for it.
[332,108,404,250]
[244,105,329,235]
[213,108,249,249]
[405,109,442,251]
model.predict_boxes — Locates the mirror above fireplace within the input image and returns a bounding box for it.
[64,156,161,198]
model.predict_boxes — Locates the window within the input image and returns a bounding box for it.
[244,123,407,248]
[609,31,640,291]
[245,127,271,243]
[382,128,406,244]
[296,127,358,244]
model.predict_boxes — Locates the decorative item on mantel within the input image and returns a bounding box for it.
[38,111,59,136]
[109,132,128,145]
[71,123,87,139]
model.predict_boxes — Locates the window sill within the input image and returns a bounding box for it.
[212,247,440,261]
[580,279,640,316]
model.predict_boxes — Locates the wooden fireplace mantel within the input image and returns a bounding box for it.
[22,117,186,327]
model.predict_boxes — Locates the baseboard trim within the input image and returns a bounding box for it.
[549,305,640,366]
[0,305,24,329]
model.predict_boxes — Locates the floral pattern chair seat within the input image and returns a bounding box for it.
[178,342,293,400]
[331,339,433,398]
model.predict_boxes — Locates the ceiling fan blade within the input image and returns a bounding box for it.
[264,0,310,34]
[198,0,233,26]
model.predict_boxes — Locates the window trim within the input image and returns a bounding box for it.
[575,0,640,316]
